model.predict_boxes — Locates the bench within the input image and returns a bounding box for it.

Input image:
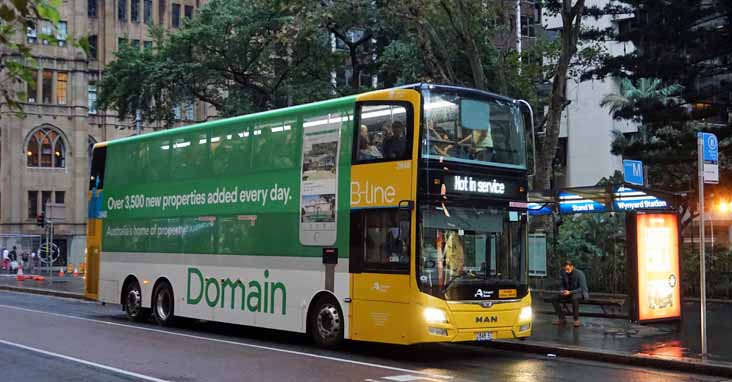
[543,295,628,319]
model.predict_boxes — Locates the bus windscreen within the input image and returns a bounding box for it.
[421,89,527,169]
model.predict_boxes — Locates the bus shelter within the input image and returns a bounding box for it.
[527,183,686,322]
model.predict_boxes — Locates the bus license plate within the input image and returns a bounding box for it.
[475,332,494,341]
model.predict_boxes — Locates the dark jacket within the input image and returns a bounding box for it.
[382,136,406,159]
[561,269,589,300]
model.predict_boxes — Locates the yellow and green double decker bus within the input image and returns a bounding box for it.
[86,84,533,347]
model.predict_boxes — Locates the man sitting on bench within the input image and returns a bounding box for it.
[551,260,589,327]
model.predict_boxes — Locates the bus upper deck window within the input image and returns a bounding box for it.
[355,103,412,163]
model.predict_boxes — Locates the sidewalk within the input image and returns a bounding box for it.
[0,273,87,299]
[486,298,732,377]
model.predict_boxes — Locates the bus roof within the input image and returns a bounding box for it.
[101,93,358,148]
[399,83,519,104]
[98,84,518,149]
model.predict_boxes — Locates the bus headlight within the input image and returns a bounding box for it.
[423,307,448,323]
[519,306,532,322]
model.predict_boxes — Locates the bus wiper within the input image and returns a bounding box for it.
[441,275,462,295]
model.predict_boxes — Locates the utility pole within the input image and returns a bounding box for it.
[135,110,142,136]
[516,0,522,74]
[697,135,707,356]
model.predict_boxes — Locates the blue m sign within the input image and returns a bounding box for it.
[623,160,644,186]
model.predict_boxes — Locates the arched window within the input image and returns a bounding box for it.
[26,126,66,168]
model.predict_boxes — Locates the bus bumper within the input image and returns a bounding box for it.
[415,294,533,343]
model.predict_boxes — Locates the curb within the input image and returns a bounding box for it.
[482,339,732,378]
[0,285,91,301]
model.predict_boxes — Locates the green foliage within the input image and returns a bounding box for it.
[600,76,732,232]
[588,2,731,231]
[600,78,684,124]
[588,0,731,115]
[0,0,80,115]
[681,246,732,299]
[378,0,548,102]
[98,0,552,125]
[97,0,336,126]
[556,212,627,293]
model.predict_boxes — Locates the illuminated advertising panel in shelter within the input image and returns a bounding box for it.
[635,213,681,322]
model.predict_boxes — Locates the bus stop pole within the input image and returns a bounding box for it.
[697,136,707,356]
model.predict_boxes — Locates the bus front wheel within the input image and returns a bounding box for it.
[152,281,175,326]
[309,295,343,348]
[124,279,149,322]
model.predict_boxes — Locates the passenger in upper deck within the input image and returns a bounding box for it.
[382,121,407,159]
[358,125,383,160]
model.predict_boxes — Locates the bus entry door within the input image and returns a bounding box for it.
[349,207,412,344]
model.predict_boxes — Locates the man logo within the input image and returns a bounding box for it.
[476,316,498,323]
[474,289,492,298]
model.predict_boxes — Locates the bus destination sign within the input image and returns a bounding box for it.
[441,173,526,201]
[452,175,505,195]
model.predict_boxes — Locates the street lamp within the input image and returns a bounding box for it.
[718,201,729,213]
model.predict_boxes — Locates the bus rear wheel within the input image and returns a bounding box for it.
[124,279,148,322]
[152,281,175,327]
[309,296,343,348]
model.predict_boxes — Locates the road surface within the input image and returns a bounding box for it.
[0,291,722,382]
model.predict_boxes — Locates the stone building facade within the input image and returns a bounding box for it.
[0,0,202,267]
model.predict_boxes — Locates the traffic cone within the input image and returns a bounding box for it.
[73,267,79,277]
[15,264,25,281]
[58,268,65,277]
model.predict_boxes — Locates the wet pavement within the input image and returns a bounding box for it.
[0,273,86,297]
[530,298,732,364]
[0,291,722,382]
[2,273,731,370]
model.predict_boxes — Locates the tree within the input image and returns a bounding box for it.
[589,0,732,233]
[97,0,336,126]
[313,0,382,94]
[556,212,626,293]
[379,0,546,101]
[534,0,586,191]
[99,0,551,126]
[588,0,731,121]
[600,77,684,143]
[0,0,65,114]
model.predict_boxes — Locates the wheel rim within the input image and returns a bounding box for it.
[126,287,142,317]
[156,289,172,321]
[316,304,341,340]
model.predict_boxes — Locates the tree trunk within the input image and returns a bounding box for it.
[534,0,586,191]
[454,1,487,90]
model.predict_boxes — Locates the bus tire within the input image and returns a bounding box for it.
[152,280,175,327]
[308,295,344,349]
[124,279,148,322]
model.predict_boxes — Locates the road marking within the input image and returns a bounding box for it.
[383,375,446,381]
[0,338,170,382]
[0,303,452,380]
[365,376,447,382]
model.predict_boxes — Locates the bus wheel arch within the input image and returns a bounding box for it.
[306,291,344,348]
[151,277,175,327]
[121,275,148,322]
